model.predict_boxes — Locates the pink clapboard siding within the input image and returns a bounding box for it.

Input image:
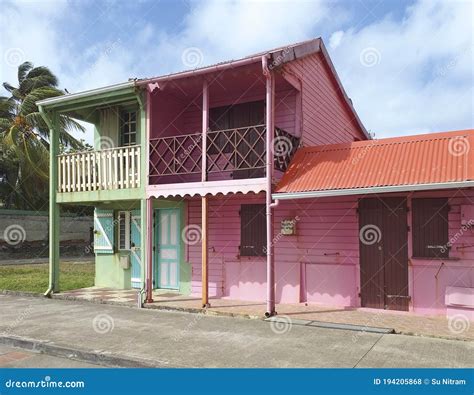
[186,188,474,317]
[283,52,366,146]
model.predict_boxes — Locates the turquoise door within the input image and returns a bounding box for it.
[155,208,180,290]
[130,210,142,289]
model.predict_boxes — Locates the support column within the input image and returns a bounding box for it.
[47,111,60,295]
[145,197,154,303]
[139,198,147,305]
[263,56,276,316]
[201,197,209,307]
[201,79,210,308]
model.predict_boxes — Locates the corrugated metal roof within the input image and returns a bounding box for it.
[275,129,474,195]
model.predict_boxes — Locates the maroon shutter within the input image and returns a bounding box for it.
[412,198,449,258]
[240,204,266,256]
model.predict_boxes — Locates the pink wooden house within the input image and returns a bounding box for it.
[40,37,474,321]
[139,38,474,320]
[136,38,369,315]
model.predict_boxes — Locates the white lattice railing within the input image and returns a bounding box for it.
[57,145,141,193]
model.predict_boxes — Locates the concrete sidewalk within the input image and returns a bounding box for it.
[0,295,472,368]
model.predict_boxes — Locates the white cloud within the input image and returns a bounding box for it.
[1,0,472,143]
[329,30,344,50]
[327,0,473,137]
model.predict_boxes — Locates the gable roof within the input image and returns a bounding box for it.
[36,37,368,139]
[274,129,474,199]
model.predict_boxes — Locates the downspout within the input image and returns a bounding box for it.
[263,55,277,317]
[134,88,147,308]
[39,106,57,297]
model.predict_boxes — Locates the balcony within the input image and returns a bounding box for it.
[57,145,141,193]
[149,125,299,185]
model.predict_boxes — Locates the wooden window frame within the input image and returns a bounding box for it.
[412,198,449,259]
[119,110,137,147]
[240,204,266,257]
[118,211,131,251]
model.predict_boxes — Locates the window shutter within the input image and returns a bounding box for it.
[412,198,449,258]
[240,204,266,257]
[94,209,115,254]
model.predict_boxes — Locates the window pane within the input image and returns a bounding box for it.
[412,198,449,258]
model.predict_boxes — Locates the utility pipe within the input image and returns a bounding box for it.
[145,197,154,303]
[263,55,277,317]
[201,79,210,308]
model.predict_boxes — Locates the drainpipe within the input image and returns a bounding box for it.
[263,55,277,317]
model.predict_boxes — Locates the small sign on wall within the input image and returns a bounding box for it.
[281,217,299,235]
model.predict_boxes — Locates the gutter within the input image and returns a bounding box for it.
[272,181,474,200]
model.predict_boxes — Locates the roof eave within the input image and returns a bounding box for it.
[36,81,136,110]
[272,181,474,200]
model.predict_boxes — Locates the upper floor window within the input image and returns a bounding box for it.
[412,198,449,258]
[120,110,137,146]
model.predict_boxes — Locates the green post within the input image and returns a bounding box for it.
[48,111,60,294]
[140,198,147,288]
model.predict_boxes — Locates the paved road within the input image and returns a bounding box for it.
[0,295,472,368]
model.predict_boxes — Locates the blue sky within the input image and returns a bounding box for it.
[1,0,472,143]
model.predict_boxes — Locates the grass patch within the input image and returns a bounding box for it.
[0,262,95,293]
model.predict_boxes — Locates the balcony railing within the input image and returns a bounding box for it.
[57,145,141,193]
[149,125,300,182]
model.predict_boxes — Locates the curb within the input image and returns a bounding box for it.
[0,290,45,298]
[265,316,395,334]
[0,335,173,368]
[143,302,262,320]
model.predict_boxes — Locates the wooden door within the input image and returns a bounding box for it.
[155,209,180,290]
[359,198,409,311]
[130,210,142,289]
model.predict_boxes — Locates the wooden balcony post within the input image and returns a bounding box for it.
[201,79,210,307]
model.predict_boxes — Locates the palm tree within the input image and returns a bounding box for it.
[0,62,85,209]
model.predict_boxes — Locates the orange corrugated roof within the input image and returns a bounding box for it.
[275,129,474,195]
